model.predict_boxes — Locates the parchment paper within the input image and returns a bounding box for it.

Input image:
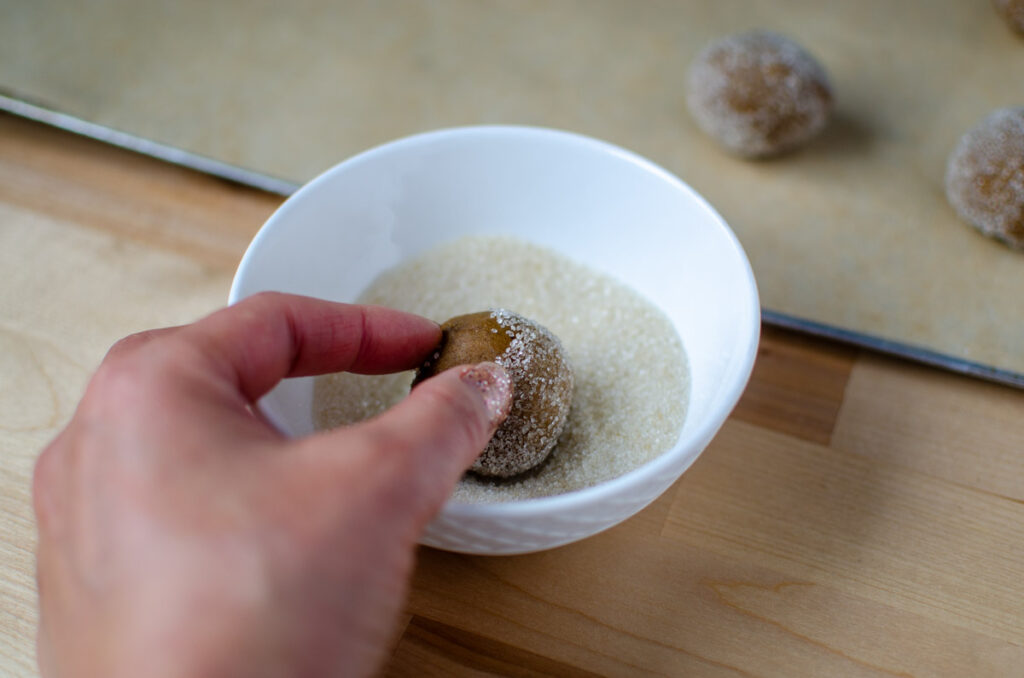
[2,0,1021,380]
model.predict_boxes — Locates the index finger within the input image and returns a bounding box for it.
[173,292,440,401]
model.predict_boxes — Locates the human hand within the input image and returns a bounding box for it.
[32,292,511,678]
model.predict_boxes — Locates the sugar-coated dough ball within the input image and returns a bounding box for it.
[945,107,1024,250]
[994,0,1024,34]
[413,310,574,478]
[687,30,833,158]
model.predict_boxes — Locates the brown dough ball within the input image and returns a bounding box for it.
[994,0,1024,34]
[945,107,1024,250]
[686,30,833,158]
[413,310,574,478]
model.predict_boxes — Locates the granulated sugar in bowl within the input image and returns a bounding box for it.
[230,126,760,555]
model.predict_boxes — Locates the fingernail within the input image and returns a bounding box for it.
[459,362,513,428]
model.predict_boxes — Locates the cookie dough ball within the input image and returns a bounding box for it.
[994,0,1024,34]
[413,310,574,478]
[686,30,833,158]
[945,107,1024,250]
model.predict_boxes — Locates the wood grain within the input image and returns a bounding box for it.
[731,328,857,445]
[0,113,280,269]
[831,355,1024,503]
[1,114,1023,678]
[665,422,1024,644]
[388,615,606,678]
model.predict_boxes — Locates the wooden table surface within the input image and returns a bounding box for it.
[1,112,1022,677]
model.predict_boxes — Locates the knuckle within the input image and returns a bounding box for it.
[243,290,287,313]
[88,356,141,401]
[89,353,153,401]
[106,333,142,358]
[84,349,182,420]
[104,327,171,360]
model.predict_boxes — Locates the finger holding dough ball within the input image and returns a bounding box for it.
[686,30,833,158]
[993,0,1024,34]
[413,310,574,478]
[945,107,1024,250]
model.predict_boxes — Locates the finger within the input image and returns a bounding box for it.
[313,362,512,517]
[171,292,441,401]
[103,326,181,360]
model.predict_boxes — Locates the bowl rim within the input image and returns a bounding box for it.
[229,124,761,517]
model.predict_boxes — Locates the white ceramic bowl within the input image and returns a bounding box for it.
[230,126,759,555]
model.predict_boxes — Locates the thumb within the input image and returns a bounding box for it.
[323,362,512,516]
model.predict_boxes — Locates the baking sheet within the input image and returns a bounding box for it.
[2,0,1021,385]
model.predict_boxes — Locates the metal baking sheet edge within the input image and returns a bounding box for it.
[0,92,299,196]
[4,93,1021,391]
